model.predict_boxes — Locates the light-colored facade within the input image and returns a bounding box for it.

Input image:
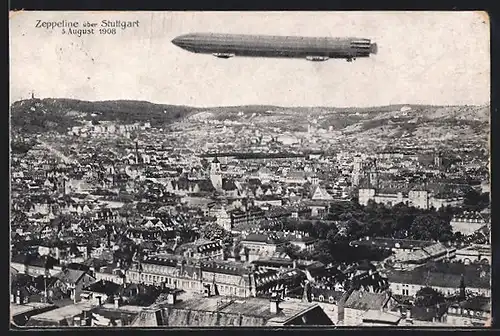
[359,188,463,210]
[125,255,255,298]
[450,212,489,236]
[455,245,491,265]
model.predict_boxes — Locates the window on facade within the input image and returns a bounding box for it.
[329,296,335,303]
[319,295,324,302]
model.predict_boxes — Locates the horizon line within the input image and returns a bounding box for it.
[10,97,491,109]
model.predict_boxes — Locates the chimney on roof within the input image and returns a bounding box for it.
[114,296,120,309]
[74,316,81,327]
[270,292,281,314]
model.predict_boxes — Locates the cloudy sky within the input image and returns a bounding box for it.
[10,11,489,107]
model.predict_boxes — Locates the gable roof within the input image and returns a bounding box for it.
[222,178,238,191]
[54,269,91,285]
[386,262,490,289]
[136,296,332,326]
[344,290,390,311]
[83,280,121,296]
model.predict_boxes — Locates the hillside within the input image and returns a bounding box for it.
[10,98,198,134]
[9,99,489,141]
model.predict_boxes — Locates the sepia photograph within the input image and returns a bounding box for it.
[9,11,491,328]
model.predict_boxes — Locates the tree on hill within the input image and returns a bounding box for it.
[414,287,446,307]
[463,189,490,212]
[409,214,452,241]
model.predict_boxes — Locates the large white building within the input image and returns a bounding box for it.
[358,188,463,210]
[450,212,489,236]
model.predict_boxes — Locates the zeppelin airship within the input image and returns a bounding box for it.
[171,33,377,62]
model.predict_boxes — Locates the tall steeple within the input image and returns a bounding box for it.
[210,157,222,191]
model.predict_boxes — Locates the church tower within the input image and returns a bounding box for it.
[351,156,363,187]
[368,158,379,189]
[210,157,222,191]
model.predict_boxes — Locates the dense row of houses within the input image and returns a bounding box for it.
[11,124,490,328]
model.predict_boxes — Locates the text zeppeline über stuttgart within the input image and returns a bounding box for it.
[35,19,140,30]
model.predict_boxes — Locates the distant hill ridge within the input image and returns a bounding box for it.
[10,98,489,135]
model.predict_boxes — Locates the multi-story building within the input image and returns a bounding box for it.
[450,212,489,236]
[125,254,256,298]
[455,244,491,265]
[358,188,464,210]
[445,296,490,327]
[230,207,265,229]
[239,233,284,262]
[386,262,491,298]
[351,237,456,268]
[339,290,396,326]
[179,239,224,261]
[11,255,62,278]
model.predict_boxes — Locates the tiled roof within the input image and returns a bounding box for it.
[386,262,490,289]
[201,260,251,276]
[456,296,490,312]
[242,233,280,245]
[83,280,121,296]
[422,243,448,257]
[362,309,401,324]
[344,290,390,310]
[144,254,183,267]
[143,296,330,326]
[310,288,344,303]
[54,269,88,285]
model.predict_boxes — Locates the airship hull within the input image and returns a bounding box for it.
[172,33,377,61]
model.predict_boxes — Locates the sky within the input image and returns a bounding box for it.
[9,11,490,107]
